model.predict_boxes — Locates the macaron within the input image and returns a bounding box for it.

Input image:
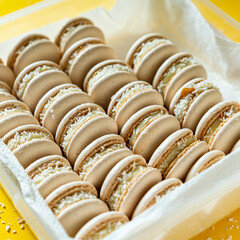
[13,61,71,112]
[74,134,133,190]
[0,100,39,137]
[232,139,240,152]
[45,181,109,237]
[125,33,177,83]
[169,78,222,132]
[34,83,93,136]
[60,37,117,88]
[0,58,15,88]
[0,80,17,102]
[152,52,207,108]
[83,59,137,110]
[108,81,163,130]
[7,34,60,75]
[195,101,240,154]
[132,178,182,218]
[55,103,118,165]
[55,17,105,53]
[25,155,79,198]
[2,124,62,168]
[100,155,162,218]
[121,105,180,161]
[148,128,209,180]
[75,211,129,240]
[185,150,225,181]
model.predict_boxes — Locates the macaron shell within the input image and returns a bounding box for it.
[0,64,15,88]
[0,93,16,103]
[13,139,62,169]
[38,171,81,199]
[165,140,209,181]
[132,115,181,161]
[115,89,164,130]
[42,92,93,136]
[119,167,162,219]
[232,139,240,152]
[66,116,118,165]
[22,71,71,112]
[57,199,109,237]
[13,40,60,75]
[89,72,137,111]
[69,45,117,88]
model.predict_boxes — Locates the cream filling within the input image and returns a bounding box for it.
[158,135,196,174]
[174,80,216,122]
[108,165,145,210]
[133,38,170,70]
[0,106,31,120]
[60,26,79,48]
[87,64,133,93]
[79,143,126,179]
[0,88,10,94]
[204,106,240,144]
[6,131,52,151]
[39,87,82,123]
[32,162,72,185]
[52,191,96,216]
[110,84,152,118]
[17,65,59,99]
[89,221,125,240]
[157,57,197,95]
[127,110,167,150]
[61,109,105,154]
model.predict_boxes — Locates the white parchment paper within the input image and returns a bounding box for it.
[1,0,240,239]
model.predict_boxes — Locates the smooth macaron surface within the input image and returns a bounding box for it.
[232,139,240,152]
[0,60,15,88]
[7,34,60,75]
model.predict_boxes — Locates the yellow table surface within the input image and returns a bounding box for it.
[0,0,240,239]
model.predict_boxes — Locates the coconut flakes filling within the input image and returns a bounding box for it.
[157,56,197,95]
[158,135,196,174]
[89,221,126,240]
[52,191,97,216]
[204,106,240,144]
[0,106,31,120]
[108,164,145,210]
[79,143,126,179]
[31,162,72,185]
[127,110,167,150]
[6,131,52,151]
[0,87,10,94]
[110,84,152,118]
[61,109,105,154]
[133,38,171,70]
[87,64,133,93]
[174,80,216,123]
[17,65,59,99]
[39,87,82,123]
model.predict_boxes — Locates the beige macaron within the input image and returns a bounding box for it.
[7,34,60,75]
[2,124,62,168]
[125,33,177,83]
[148,128,209,180]
[232,139,240,152]
[46,181,109,237]
[132,178,182,218]
[0,58,15,88]
[152,52,207,108]
[0,80,17,102]
[60,37,117,88]
[12,61,71,112]
[195,101,240,154]
[55,103,118,165]
[25,155,79,198]
[75,211,129,240]
[34,83,93,136]
[100,155,162,219]
[121,105,180,161]
[169,78,222,132]
[83,59,137,110]
[185,150,225,181]
[108,81,163,130]
[0,100,39,137]
[74,134,133,190]
[55,17,105,53]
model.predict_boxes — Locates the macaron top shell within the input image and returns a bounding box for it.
[75,211,129,240]
[232,139,240,152]
[0,61,15,88]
